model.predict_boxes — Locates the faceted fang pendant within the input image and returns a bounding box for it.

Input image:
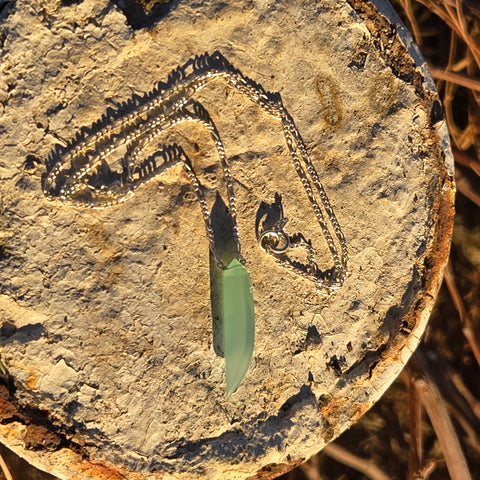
[222,258,255,396]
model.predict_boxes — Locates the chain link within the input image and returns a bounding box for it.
[44,52,347,292]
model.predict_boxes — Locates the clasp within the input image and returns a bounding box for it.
[259,229,290,254]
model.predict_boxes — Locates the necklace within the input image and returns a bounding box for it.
[43,51,348,395]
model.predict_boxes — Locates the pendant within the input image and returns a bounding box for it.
[222,259,255,396]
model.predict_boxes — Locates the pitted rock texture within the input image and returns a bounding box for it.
[0,0,453,479]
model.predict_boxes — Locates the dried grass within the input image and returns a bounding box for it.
[284,0,480,479]
[0,452,13,480]
[1,1,479,479]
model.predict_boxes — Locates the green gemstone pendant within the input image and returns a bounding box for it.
[222,258,255,396]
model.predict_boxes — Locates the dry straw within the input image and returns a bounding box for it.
[1,1,479,479]
[290,1,480,479]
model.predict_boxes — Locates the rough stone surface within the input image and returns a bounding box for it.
[0,0,454,479]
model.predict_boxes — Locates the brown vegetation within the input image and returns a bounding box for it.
[285,1,480,479]
[1,1,479,479]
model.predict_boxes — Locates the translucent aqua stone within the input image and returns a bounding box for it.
[222,258,255,396]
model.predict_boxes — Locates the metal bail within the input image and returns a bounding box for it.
[259,229,290,254]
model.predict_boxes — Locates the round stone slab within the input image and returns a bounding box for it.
[0,0,454,479]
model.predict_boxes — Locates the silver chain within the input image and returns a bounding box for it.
[44,52,348,294]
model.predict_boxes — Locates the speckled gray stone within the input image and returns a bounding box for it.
[0,0,454,479]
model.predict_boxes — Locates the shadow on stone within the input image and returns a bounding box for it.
[255,192,285,240]
[0,323,45,346]
[154,384,318,471]
[110,0,177,30]
[209,192,238,358]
